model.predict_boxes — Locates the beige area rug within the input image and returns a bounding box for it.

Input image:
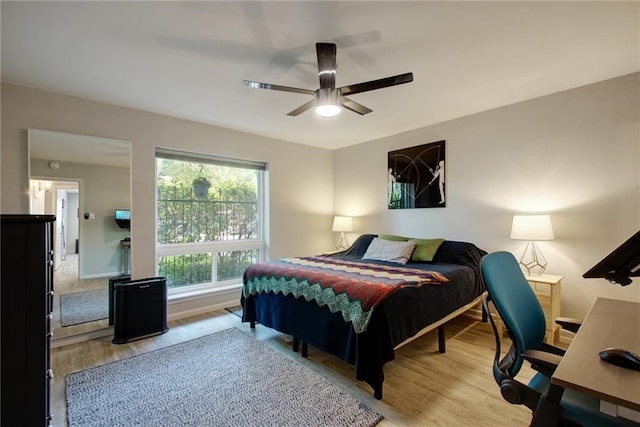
[66,327,382,426]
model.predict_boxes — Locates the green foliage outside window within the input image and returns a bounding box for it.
[156,158,261,288]
[217,250,259,282]
[157,159,258,244]
[158,253,212,288]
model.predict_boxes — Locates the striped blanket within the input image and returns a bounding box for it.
[242,256,448,333]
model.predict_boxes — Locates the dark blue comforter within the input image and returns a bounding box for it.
[241,234,487,399]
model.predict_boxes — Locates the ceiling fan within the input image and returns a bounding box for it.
[243,42,413,118]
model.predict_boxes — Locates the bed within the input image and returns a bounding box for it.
[241,234,487,399]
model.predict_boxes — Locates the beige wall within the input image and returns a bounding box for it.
[1,83,335,280]
[4,75,639,320]
[333,73,640,318]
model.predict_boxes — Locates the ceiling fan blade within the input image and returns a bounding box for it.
[243,80,315,95]
[340,96,372,115]
[286,99,317,116]
[338,72,413,96]
[316,43,337,90]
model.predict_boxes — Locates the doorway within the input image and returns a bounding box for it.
[31,179,80,277]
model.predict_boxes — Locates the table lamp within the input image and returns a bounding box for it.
[332,216,353,251]
[510,214,555,275]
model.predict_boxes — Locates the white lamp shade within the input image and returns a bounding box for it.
[332,216,353,232]
[510,214,554,241]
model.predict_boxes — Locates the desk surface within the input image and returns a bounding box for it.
[552,298,640,411]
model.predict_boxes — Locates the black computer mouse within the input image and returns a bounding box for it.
[599,348,640,371]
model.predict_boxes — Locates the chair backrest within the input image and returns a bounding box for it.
[481,251,547,376]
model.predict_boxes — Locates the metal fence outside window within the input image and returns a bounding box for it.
[157,186,260,288]
[157,186,258,244]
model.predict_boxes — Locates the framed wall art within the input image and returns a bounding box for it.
[388,140,445,209]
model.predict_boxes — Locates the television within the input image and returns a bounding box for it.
[583,231,640,286]
[114,209,131,230]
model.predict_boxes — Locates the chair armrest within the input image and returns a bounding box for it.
[539,342,565,357]
[523,350,563,377]
[499,378,543,412]
[555,317,582,333]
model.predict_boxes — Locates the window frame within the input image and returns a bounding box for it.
[155,148,266,295]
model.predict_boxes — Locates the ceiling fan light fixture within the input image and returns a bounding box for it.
[242,42,413,117]
[315,87,340,117]
[315,104,341,117]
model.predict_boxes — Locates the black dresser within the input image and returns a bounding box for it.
[1,214,55,426]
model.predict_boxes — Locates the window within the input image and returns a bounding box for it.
[155,149,266,294]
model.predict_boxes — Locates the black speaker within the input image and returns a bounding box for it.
[112,277,169,344]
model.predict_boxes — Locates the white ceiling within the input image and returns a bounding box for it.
[2,1,639,150]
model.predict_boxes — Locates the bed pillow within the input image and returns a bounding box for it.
[409,238,445,262]
[362,237,416,264]
[431,240,488,265]
[378,234,408,242]
[337,234,376,258]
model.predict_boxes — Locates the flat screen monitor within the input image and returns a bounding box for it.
[583,231,640,286]
[115,209,131,230]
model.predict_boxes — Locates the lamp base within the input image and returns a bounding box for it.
[335,232,350,251]
[519,241,548,275]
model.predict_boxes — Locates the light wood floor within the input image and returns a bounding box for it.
[52,309,540,427]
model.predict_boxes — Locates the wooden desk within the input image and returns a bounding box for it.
[552,298,640,421]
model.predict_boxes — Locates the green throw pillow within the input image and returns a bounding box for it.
[378,234,408,242]
[409,238,445,262]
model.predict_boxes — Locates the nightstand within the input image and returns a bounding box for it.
[525,273,563,345]
[493,273,563,345]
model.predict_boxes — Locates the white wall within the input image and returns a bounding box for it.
[66,191,79,254]
[29,180,46,214]
[1,82,335,280]
[333,73,640,319]
[54,187,68,270]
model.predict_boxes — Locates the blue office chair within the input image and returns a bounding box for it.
[481,251,637,427]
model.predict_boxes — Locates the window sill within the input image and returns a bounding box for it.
[167,282,242,304]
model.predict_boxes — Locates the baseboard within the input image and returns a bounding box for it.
[52,327,114,348]
[167,299,240,322]
[79,272,120,280]
[167,286,241,321]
